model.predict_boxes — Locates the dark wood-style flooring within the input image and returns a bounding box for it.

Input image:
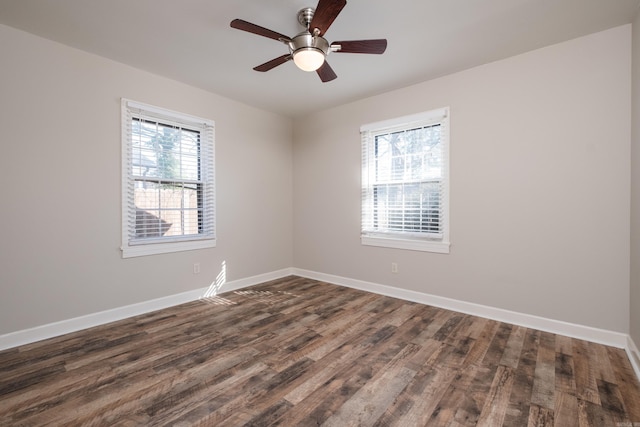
[1,276,639,426]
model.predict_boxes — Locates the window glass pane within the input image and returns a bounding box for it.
[160,208,200,237]
[133,181,201,238]
[131,119,200,181]
[374,124,441,184]
[135,181,161,211]
[179,130,200,181]
[134,182,163,238]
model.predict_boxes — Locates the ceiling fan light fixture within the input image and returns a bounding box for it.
[293,47,325,71]
[290,32,329,72]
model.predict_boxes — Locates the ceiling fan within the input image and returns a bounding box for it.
[230,0,387,82]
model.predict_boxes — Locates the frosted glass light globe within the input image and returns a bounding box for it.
[293,48,325,72]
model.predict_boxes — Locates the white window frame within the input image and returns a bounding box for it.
[361,108,450,254]
[121,99,216,258]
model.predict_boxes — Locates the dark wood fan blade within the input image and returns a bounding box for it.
[316,61,337,82]
[332,39,387,54]
[230,19,291,42]
[309,0,346,36]
[253,54,292,72]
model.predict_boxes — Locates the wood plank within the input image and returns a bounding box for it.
[572,338,602,405]
[321,365,416,426]
[476,365,515,427]
[555,334,574,356]
[499,325,527,369]
[555,352,577,393]
[596,378,633,425]
[379,364,459,426]
[553,391,579,427]
[370,338,447,425]
[463,320,500,367]
[531,331,556,410]
[503,328,540,426]
[577,397,612,427]
[527,404,554,427]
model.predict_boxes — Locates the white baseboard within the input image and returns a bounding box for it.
[293,268,630,350]
[626,336,640,382]
[0,268,293,351]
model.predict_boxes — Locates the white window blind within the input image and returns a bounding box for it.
[361,108,450,253]
[121,99,215,258]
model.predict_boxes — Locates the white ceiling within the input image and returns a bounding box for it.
[1,0,638,118]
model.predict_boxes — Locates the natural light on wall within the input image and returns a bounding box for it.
[203,261,227,298]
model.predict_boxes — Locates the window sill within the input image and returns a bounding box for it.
[361,235,450,254]
[121,238,216,258]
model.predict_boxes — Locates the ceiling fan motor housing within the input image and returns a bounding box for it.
[290,32,329,56]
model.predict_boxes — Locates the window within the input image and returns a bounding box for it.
[121,99,215,258]
[361,108,449,253]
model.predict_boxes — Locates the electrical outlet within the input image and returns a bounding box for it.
[391,262,398,273]
[193,263,201,274]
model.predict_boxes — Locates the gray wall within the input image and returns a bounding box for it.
[632,15,640,347]
[293,25,632,333]
[0,25,294,334]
